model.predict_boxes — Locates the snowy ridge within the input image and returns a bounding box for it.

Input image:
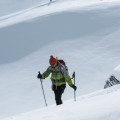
[1,85,120,120]
[0,0,120,28]
[0,1,51,21]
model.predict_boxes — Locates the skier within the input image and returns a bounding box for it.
[37,55,77,105]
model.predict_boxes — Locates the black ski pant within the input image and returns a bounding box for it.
[53,84,66,105]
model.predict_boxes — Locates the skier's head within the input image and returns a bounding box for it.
[49,55,57,67]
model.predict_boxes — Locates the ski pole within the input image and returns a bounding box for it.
[38,72,47,107]
[72,72,76,101]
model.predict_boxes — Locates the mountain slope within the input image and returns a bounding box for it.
[1,85,120,120]
[0,0,120,119]
[0,0,47,17]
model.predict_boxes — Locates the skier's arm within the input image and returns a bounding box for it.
[61,66,73,86]
[42,66,51,79]
[64,71,77,90]
[65,75,73,86]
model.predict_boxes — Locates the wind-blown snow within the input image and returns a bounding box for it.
[0,0,120,119]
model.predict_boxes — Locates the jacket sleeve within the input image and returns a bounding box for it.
[61,65,73,86]
[42,66,51,79]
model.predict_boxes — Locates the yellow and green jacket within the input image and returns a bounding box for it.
[42,62,73,86]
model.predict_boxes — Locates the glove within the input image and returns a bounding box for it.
[37,73,42,79]
[71,85,77,91]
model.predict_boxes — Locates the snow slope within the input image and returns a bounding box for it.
[1,85,120,120]
[0,0,119,28]
[0,0,120,119]
[110,64,120,84]
[0,0,48,17]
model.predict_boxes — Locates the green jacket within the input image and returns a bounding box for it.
[42,62,73,86]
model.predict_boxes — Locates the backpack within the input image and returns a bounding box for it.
[57,58,68,71]
[58,59,66,66]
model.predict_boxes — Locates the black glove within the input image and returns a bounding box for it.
[37,73,42,79]
[71,85,77,91]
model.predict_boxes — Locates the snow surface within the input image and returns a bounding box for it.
[1,85,120,120]
[0,0,48,17]
[111,65,120,81]
[0,0,119,28]
[0,0,120,119]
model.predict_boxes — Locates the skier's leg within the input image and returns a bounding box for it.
[53,85,66,105]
